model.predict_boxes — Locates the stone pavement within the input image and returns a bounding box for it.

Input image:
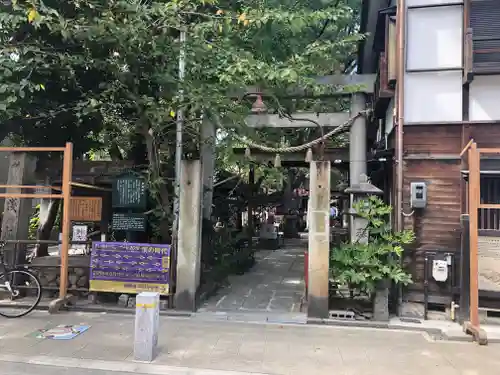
[198,239,306,316]
[0,311,499,375]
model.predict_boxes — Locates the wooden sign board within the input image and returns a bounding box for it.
[70,197,102,222]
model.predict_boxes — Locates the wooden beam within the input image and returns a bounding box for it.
[245,112,350,128]
[0,193,63,199]
[0,184,61,190]
[478,148,500,154]
[242,74,376,97]
[0,146,65,152]
[70,181,112,192]
[460,138,474,157]
[479,204,500,209]
[232,147,349,162]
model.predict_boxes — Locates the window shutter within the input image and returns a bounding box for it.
[471,0,500,73]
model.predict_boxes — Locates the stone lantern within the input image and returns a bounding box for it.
[345,174,388,321]
[344,174,383,244]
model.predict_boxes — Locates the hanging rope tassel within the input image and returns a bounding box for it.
[274,154,281,168]
[305,148,313,162]
[244,146,252,158]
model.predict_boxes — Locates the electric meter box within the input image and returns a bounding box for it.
[410,182,427,209]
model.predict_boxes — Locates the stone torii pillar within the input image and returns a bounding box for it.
[0,152,36,266]
[349,93,368,242]
[307,160,331,319]
[175,159,203,311]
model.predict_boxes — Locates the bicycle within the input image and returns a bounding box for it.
[0,241,42,318]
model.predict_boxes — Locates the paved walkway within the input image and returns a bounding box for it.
[198,239,306,317]
[0,311,499,375]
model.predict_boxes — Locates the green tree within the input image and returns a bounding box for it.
[0,0,363,242]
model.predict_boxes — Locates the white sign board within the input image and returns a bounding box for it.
[72,225,88,241]
[72,224,88,252]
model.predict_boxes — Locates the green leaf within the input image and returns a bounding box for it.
[28,8,38,23]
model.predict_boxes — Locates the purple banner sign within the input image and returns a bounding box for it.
[90,242,171,295]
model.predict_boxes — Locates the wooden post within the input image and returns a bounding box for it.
[468,143,479,328]
[59,142,73,299]
[307,161,331,319]
[465,142,487,344]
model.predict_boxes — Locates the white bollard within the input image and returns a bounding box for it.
[134,292,160,362]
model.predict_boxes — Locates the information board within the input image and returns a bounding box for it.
[112,212,146,232]
[112,173,146,209]
[89,242,171,295]
[70,197,102,222]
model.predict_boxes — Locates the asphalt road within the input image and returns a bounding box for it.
[0,360,264,375]
[2,362,139,375]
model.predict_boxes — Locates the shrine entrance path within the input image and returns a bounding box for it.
[197,238,307,323]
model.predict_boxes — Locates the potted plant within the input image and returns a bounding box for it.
[330,196,414,320]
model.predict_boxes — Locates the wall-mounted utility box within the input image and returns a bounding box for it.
[410,182,427,209]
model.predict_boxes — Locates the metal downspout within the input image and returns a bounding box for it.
[396,0,406,310]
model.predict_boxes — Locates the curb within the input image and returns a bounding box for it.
[30,302,193,318]
[307,317,500,343]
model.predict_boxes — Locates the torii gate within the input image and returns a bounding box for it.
[176,74,375,318]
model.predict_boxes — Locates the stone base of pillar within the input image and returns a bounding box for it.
[373,281,390,321]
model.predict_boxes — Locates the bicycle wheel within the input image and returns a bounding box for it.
[0,269,42,318]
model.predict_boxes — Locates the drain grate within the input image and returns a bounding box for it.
[329,310,356,320]
[399,317,422,324]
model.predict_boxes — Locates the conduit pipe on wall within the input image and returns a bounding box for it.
[396,0,405,233]
[395,0,406,312]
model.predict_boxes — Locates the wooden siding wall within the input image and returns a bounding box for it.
[470,124,500,146]
[399,124,500,304]
[402,125,462,303]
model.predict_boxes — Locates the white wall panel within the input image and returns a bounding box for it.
[470,75,500,121]
[407,0,463,6]
[404,71,462,123]
[385,98,395,135]
[406,5,463,70]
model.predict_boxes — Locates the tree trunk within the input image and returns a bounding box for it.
[108,141,124,161]
[35,198,60,257]
[141,122,172,243]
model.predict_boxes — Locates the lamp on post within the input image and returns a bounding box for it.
[251,94,267,113]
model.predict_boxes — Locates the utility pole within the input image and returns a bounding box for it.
[172,30,186,241]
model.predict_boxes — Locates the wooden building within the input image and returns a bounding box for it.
[360,0,500,309]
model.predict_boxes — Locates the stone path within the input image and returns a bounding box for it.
[198,239,306,317]
[0,311,499,375]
